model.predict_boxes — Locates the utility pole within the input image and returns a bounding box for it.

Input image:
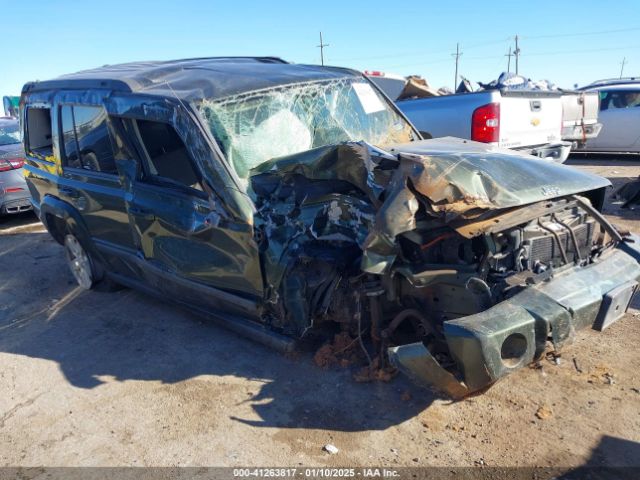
[317,32,329,66]
[620,57,627,78]
[505,46,513,73]
[451,43,462,89]
[514,35,520,75]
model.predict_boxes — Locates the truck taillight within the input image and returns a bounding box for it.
[471,102,500,143]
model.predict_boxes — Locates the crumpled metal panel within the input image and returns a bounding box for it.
[251,138,612,286]
[388,343,470,399]
[386,137,610,220]
[250,144,381,303]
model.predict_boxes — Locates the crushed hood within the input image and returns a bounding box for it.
[384,137,609,216]
[250,137,610,282]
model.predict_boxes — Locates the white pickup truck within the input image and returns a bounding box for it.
[394,89,573,162]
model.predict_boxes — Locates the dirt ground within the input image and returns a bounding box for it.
[1,156,639,469]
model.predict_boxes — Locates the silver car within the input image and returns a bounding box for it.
[580,79,640,153]
[0,117,32,215]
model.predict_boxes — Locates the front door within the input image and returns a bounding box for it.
[122,117,263,314]
[591,89,640,150]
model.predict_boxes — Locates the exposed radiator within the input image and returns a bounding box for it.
[524,218,595,267]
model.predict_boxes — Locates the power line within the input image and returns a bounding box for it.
[522,26,640,40]
[380,57,455,70]
[330,38,510,63]
[329,26,639,64]
[324,34,638,78]
[332,49,465,63]
[521,44,640,57]
[463,37,512,50]
[366,42,638,71]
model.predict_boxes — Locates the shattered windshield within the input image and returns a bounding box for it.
[198,77,416,178]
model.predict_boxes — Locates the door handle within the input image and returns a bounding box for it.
[60,186,80,198]
[129,206,155,221]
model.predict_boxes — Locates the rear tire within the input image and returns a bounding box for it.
[63,233,122,292]
[64,234,95,290]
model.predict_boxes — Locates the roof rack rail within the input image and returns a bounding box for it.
[583,77,640,88]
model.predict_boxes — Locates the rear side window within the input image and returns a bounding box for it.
[60,105,117,174]
[26,107,53,158]
[135,119,203,192]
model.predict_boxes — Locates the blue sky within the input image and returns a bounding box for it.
[2,0,639,96]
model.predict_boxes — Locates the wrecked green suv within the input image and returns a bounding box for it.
[21,57,640,396]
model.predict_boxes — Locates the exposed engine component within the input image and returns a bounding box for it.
[267,191,619,395]
[485,205,597,280]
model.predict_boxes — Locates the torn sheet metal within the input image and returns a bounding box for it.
[388,343,470,399]
[251,137,611,282]
[386,137,610,218]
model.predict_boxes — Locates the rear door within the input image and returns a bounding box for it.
[57,104,137,270]
[498,91,563,149]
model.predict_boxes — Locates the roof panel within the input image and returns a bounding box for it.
[23,57,361,101]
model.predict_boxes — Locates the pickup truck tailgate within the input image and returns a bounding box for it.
[562,91,599,124]
[499,90,563,149]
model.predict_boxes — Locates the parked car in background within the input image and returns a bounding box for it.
[577,78,640,153]
[0,117,32,215]
[20,58,640,397]
[394,88,572,162]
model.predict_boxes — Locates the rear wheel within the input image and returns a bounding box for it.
[64,234,95,290]
[63,233,122,291]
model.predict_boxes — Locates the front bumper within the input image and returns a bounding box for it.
[1,195,33,214]
[390,236,640,397]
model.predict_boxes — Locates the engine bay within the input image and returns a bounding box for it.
[293,196,618,380]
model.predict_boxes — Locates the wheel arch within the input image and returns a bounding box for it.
[40,195,94,251]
